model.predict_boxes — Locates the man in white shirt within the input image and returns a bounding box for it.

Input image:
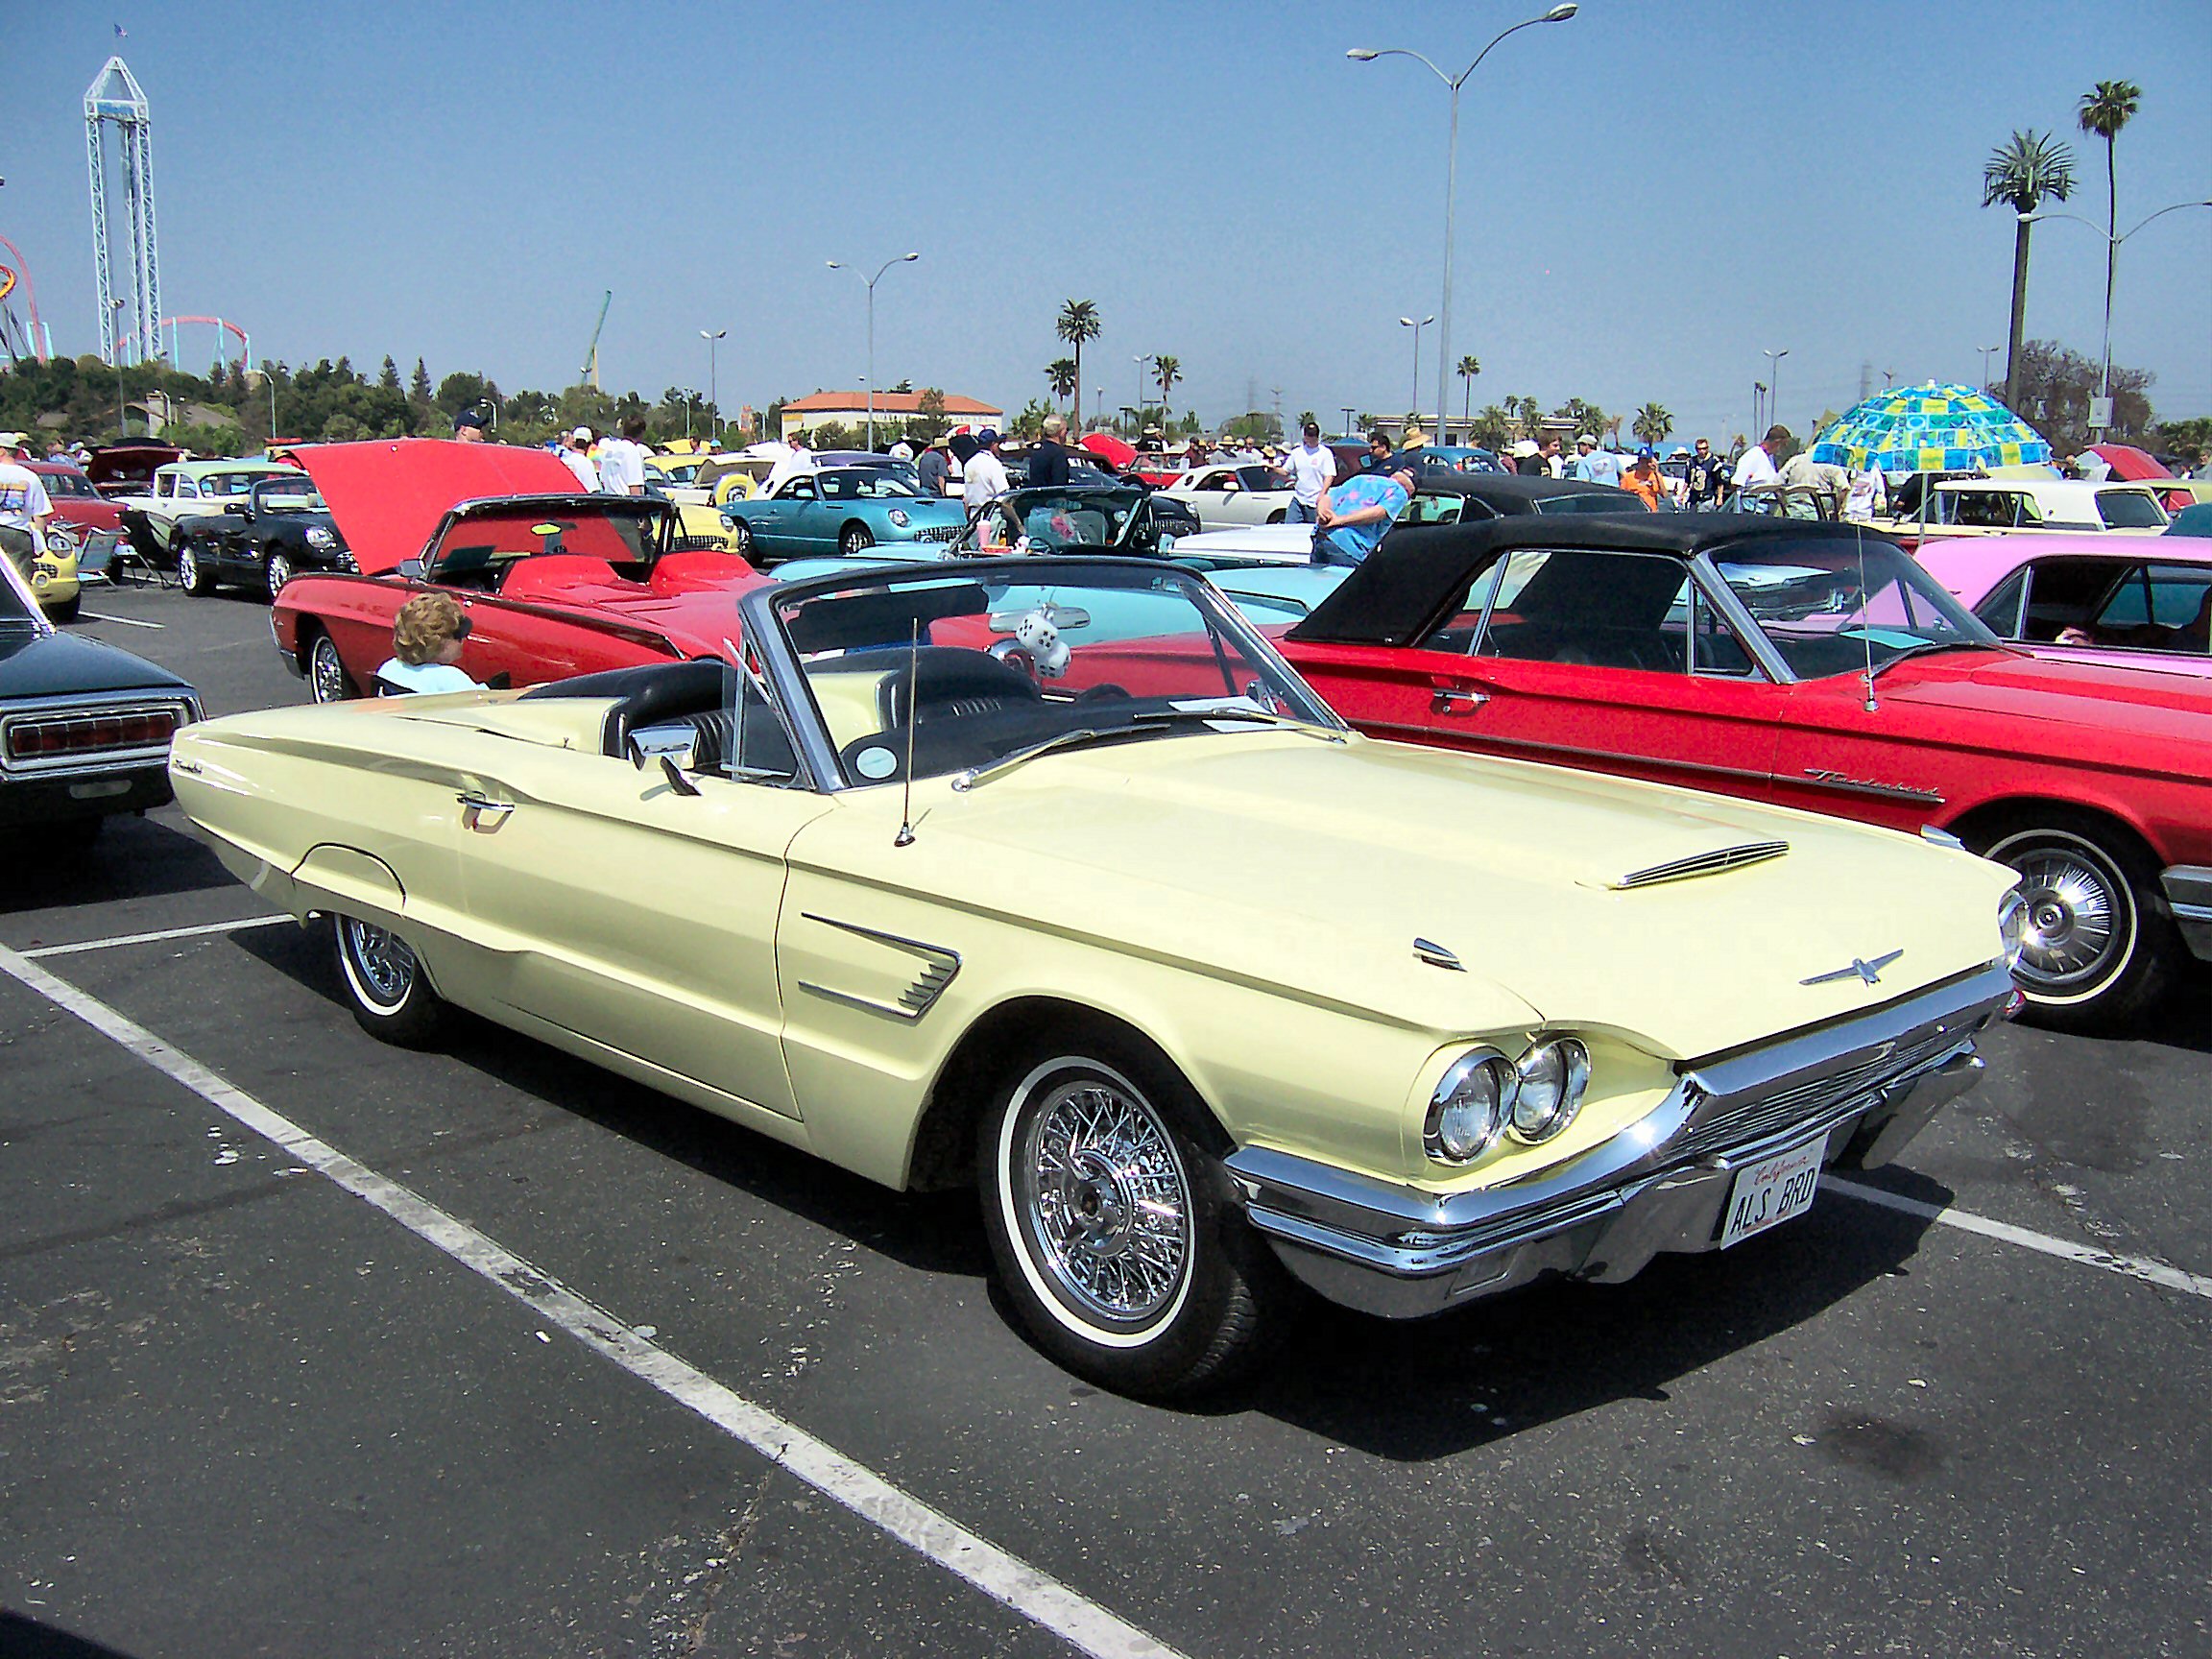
[763,431,814,493]
[559,428,603,492]
[963,430,1011,510]
[888,439,914,462]
[1279,421,1334,523]
[0,450,55,558]
[1730,424,1790,493]
[596,418,650,495]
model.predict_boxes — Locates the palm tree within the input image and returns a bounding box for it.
[1983,129,2076,412]
[2078,81,2142,418]
[1055,301,1101,427]
[1470,403,1513,449]
[1456,355,1481,428]
[1045,357,1078,409]
[1154,354,1181,417]
[1632,402,1673,446]
[1511,395,1543,439]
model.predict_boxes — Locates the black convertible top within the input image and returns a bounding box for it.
[1412,472,1626,507]
[1286,514,1909,646]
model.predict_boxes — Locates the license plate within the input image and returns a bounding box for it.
[1719,1138,1824,1248]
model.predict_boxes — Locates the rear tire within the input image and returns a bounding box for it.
[976,1021,1291,1396]
[177,541,214,596]
[1973,810,2175,1030]
[307,631,352,703]
[331,914,446,1046]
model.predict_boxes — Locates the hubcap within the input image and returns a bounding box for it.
[180,548,197,588]
[310,638,347,703]
[342,919,416,1007]
[2008,847,2120,986]
[268,555,291,594]
[1019,1080,1190,1323]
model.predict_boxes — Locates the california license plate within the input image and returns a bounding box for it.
[1719,1138,1824,1249]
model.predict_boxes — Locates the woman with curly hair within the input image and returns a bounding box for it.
[374,591,482,694]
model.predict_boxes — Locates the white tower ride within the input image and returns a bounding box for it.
[84,57,160,367]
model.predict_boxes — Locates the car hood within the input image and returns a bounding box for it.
[1839,648,2212,760]
[277,439,583,574]
[0,624,197,698]
[814,732,2012,1062]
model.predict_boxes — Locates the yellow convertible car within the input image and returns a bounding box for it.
[171,558,2022,1394]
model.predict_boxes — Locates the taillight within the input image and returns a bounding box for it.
[4,707,181,760]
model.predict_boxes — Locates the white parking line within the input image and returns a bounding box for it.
[0,942,1185,1659]
[80,611,165,629]
[24,914,294,958]
[1828,1176,2212,1302]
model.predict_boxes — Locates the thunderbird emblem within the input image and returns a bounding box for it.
[1801,950,1905,987]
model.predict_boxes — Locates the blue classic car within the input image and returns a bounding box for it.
[721,467,968,566]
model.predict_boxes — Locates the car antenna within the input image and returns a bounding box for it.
[895,616,921,846]
[1856,522,1878,713]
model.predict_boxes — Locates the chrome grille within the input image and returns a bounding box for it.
[1614,840,1788,890]
[915,524,965,544]
[1674,1025,1965,1163]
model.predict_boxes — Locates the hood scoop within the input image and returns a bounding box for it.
[1610,839,1788,891]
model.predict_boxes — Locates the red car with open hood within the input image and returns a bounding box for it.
[266,439,767,701]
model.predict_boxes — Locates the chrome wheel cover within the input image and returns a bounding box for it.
[267,552,293,596]
[309,636,348,703]
[177,546,199,590]
[1016,1075,1191,1326]
[340,918,416,1009]
[1991,831,2132,996]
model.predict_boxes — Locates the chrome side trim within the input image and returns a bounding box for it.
[795,913,962,1022]
[2159,865,2212,963]
[1797,768,1946,806]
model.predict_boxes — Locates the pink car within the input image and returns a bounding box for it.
[1916,532,2212,679]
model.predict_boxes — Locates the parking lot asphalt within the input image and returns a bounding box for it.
[4,583,2209,1658]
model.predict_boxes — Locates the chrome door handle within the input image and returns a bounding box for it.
[1431,687,1488,715]
[457,790,516,826]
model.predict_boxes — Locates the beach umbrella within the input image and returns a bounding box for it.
[1809,382,2052,473]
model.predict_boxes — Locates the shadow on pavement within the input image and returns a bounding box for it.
[0,814,234,919]
[227,924,1947,1447]
[0,1610,143,1658]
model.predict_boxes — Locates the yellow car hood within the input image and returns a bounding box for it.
[838,731,2012,1061]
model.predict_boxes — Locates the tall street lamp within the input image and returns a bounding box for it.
[700,328,726,444]
[2021,198,2211,433]
[1135,354,1156,435]
[1349,5,1579,445]
[1977,344,2003,392]
[1762,348,1790,432]
[1399,315,1434,414]
[826,252,920,449]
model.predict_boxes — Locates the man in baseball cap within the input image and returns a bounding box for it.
[558,426,602,491]
[964,429,1011,511]
[453,407,488,442]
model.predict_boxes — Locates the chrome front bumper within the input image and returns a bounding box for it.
[1225,962,2015,1320]
[2159,866,2212,963]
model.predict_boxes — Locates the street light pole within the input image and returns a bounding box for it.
[700,328,726,445]
[1340,405,1357,440]
[826,253,920,449]
[1135,354,1156,438]
[1762,349,1789,432]
[1349,6,1578,445]
[1978,344,2002,392]
[1399,315,1433,414]
[2021,200,2212,434]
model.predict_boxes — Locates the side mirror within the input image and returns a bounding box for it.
[397,557,426,580]
[224,501,247,515]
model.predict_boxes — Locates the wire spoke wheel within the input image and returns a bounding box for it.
[1018,1079,1192,1326]
[331,914,445,1045]
[308,634,349,703]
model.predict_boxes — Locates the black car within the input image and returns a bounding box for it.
[174,475,355,601]
[0,557,200,834]
[1395,471,1649,526]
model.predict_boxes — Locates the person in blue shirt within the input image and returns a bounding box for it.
[376,591,484,694]
[1572,433,1623,487]
[1311,464,1417,566]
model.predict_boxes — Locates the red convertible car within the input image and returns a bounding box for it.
[1278,514,2212,1029]
[267,439,768,701]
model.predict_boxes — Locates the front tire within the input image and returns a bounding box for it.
[840,522,876,555]
[977,1025,1289,1396]
[177,541,213,596]
[332,914,446,1046]
[265,549,294,600]
[728,519,756,560]
[46,592,82,622]
[1977,812,2175,1029]
[307,631,352,703]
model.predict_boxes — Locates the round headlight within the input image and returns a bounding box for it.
[1510,1038,1592,1144]
[887,508,910,527]
[304,525,335,547]
[1998,887,2028,972]
[1426,1049,1515,1165]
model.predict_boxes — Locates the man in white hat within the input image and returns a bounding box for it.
[559,427,603,492]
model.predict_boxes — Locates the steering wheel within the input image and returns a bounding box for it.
[1075,683,1133,704]
[988,638,1043,685]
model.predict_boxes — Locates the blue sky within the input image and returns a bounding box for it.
[8,1,2209,441]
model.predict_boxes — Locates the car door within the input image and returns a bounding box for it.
[1314,546,1786,803]
[440,696,832,1120]
[756,477,818,559]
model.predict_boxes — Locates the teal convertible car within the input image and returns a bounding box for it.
[720,466,969,566]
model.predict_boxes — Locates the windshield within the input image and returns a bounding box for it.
[1532,492,1642,516]
[41,470,99,498]
[1237,467,1291,492]
[1713,537,1998,678]
[205,469,302,499]
[818,469,920,500]
[2098,490,2169,529]
[427,502,663,588]
[771,564,1338,787]
[252,479,327,514]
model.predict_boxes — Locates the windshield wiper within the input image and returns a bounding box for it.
[947,707,1342,794]
[1130,706,1345,741]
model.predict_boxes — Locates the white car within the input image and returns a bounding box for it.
[110,461,314,561]
[1897,477,2170,541]
[1160,463,1298,529]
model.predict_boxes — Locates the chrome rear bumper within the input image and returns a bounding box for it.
[1226,962,2014,1320]
[2159,865,2212,963]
